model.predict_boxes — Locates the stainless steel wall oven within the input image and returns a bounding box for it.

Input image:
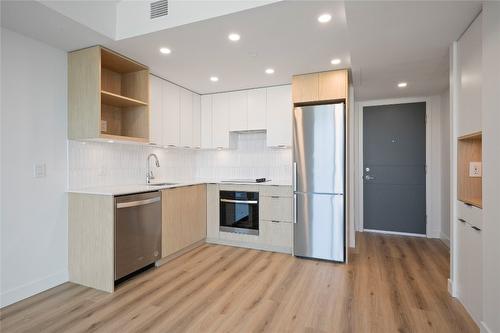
[219,191,259,235]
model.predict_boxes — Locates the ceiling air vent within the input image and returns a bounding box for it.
[150,0,168,19]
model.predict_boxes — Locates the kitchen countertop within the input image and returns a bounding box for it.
[67,179,292,196]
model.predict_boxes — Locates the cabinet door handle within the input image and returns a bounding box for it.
[458,218,466,223]
[471,226,481,231]
[271,195,280,199]
[271,220,280,223]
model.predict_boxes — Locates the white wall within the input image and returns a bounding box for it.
[0,28,68,307]
[481,3,500,333]
[440,88,451,245]
[354,96,445,239]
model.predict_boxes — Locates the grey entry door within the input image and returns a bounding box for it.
[363,102,426,235]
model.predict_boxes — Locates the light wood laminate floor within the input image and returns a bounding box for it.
[0,232,478,333]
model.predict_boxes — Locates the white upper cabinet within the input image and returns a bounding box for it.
[163,81,180,147]
[458,14,482,137]
[229,90,248,131]
[212,93,230,148]
[201,95,213,149]
[247,88,267,130]
[266,85,292,147]
[192,94,201,148]
[179,88,193,148]
[149,75,163,145]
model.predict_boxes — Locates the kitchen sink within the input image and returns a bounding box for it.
[147,182,178,186]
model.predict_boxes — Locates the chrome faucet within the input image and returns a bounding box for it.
[146,153,160,184]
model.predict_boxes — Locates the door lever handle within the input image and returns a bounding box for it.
[365,175,375,180]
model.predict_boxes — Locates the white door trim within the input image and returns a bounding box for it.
[355,96,435,238]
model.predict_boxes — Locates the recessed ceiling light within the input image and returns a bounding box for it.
[265,68,275,74]
[159,47,171,54]
[210,76,219,82]
[228,33,240,41]
[398,82,408,88]
[318,13,332,23]
[330,58,341,65]
[107,140,114,143]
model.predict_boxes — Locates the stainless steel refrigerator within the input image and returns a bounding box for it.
[293,103,345,262]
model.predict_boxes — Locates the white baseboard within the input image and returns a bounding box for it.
[206,238,292,254]
[0,270,68,308]
[363,229,427,237]
[447,278,456,297]
[440,232,450,248]
[426,229,441,239]
[480,321,493,333]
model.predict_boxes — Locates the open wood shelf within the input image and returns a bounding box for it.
[101,90,147,108]
[458,132,482,208]
[69,46,150,143]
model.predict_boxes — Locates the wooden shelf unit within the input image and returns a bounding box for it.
[68,46,150,142]
[458,132,482,208]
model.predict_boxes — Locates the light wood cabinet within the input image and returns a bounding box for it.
[212,93,231,148]
[260,196,292,222]
[292,69,348,104]
[201,95,213,149]
[260,221,292,249]
[247,88,267,130]
[161,185,207,257]
[266,85,292,147]
[179,88,193,148]
[319,70,348,101]
[229,90,248,131]
[68,46,150,143]
[68,193,114,292]
[292,73,318,103]
[207,184,293,253]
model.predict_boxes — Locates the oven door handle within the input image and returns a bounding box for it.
[220,199,258,204]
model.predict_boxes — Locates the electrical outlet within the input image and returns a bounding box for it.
[469,161,482,177]
[101,120,107,132]
[33,163,46,178]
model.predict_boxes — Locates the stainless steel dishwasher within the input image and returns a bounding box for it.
[115,191,161,281]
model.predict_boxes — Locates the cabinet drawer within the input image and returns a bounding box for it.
[219,184,259,192]
[259,185,292,197]
[260,220,292,250]
[260,196,292,222]
[457,201,483,229]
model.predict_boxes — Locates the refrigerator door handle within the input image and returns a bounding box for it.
[293,162,297,192]
[293,194,297,224]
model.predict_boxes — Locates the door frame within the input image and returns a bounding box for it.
[355,96,436,238]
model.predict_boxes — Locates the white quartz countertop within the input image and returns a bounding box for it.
[67,179,292,196]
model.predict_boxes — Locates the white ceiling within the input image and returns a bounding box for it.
[1,0,481,99]
[107,1,350,94]
[345,1,481,101]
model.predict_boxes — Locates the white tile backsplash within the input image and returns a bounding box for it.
[68,132,292,189]
[195,133,292,183]
[68,141,196,189]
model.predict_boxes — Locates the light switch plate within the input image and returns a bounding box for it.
[469,161,482,177]
[33,163,46,178]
